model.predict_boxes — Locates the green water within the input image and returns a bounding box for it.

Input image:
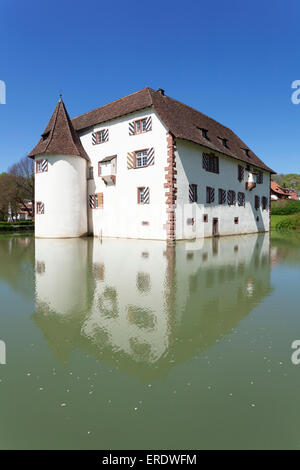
[0,231,300,449]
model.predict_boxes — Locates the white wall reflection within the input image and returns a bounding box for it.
[33,234,271,376]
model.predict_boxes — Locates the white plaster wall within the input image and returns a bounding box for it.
[35,154,88,238]
[175,140,271,239]
[79,109,169,240]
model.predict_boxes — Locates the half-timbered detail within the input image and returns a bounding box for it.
[29,88,274,239]
[206,186,215,204]
[92,129,109,145]
[227,190,236,206]
[189,184,197,203]
[36,159,48,173]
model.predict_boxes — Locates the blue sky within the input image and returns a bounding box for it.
[0,0,299,174]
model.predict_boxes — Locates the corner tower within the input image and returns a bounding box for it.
[28,98,89,238]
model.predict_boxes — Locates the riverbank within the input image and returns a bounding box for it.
[271,200,300,230]
[0,221,34,232]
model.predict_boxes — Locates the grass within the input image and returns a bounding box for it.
[271,200,300,230]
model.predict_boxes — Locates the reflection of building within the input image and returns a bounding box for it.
[33,234,271,379]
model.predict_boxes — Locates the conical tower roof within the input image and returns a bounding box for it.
[28,98,89,161]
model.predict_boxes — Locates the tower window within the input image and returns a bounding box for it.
[36,201,45,214]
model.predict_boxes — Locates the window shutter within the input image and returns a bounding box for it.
[147,147,155,166]
[143,187,150,204]
[238,192,245,206]
[103,129,109,142]
[89,195,95,209]
[203,153,209,170]
[92,133,97,145]
[255,195,260,210]
[127,152,134,169]
[219,188,226,204]
[238,165,244,182]
[211,187,215,202]
[145,116,152,132]
[129,121,135,136]
[42,159,48,172]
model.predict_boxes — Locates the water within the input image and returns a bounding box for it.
[0,231,300,449]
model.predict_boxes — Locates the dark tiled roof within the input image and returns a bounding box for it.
[28,99,89,161]
[72,87,274,173]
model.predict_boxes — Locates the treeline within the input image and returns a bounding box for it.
[272,173,300,190]
[0,156,34,221]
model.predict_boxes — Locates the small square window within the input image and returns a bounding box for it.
[135,118,147,134]
[203,214,208,222]
[234,217,239,224]
[36,202,44,214]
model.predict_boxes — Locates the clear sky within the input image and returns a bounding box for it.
[0,0,299,174]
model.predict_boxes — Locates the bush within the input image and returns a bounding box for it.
[275,219,296,230]
[272,200,300,215]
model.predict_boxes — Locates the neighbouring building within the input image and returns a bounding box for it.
[271,181,298,201]
[28,88,275,240]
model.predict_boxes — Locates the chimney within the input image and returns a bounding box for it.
[157,88,165,96]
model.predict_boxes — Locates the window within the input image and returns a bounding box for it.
[203,214,208,222]
[36,201,44,214]
[137,187,150,204]
[135,150,148,168]
[199,128,209,140]
[218,188,226,204]
[203,153,219,173]
[234,217,239,224]
[227,190,236,205]
[242,148,251,158]
[189,184,197,203]
[257,171,263,184]
[135,118,148,134]
[36,159,48,173]
[255,195,260,210]
[238,192,245,207]
[218,137,229,148]
[89,193,103,209]
[206,186,215,203]
[238,165,244,182]
[87,167,94,179]
[92,129,109,144]
[262,196,268,210]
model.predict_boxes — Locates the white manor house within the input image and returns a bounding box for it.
[28,87,274,240]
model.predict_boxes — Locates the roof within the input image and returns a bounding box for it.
[100,155,117,162]
[271,181,298,199]
[28,99,89,161]
[72,87,274,173]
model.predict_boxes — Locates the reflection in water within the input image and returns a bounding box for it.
[32,234,272,379]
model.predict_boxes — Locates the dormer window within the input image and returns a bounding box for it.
[199,128,209,140]
[218,137,229,148]
[242,148,251,158]
[42,131,50,141]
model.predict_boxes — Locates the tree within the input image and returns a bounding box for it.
[0,157,34,220]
